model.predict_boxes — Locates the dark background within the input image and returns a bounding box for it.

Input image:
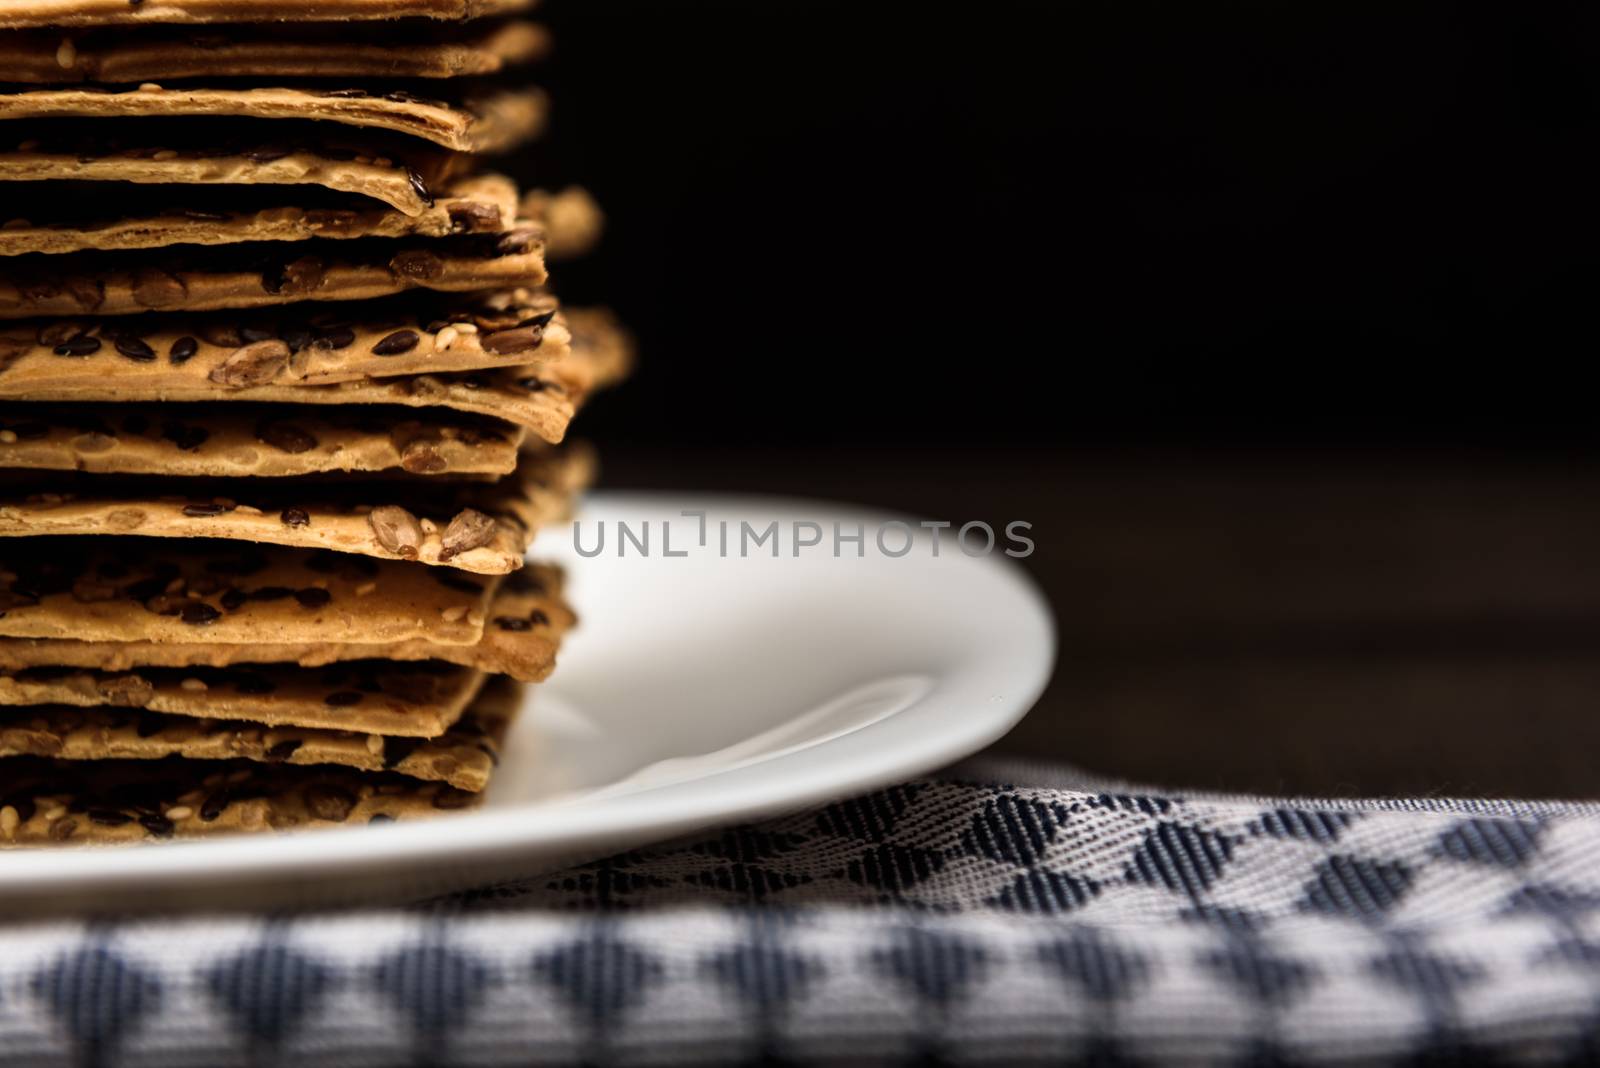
[534,2,1600,797]
[543,0,1600,450]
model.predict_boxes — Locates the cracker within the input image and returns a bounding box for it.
[46,367,581,440]
[522,186,604,260]
[0,0,536,30]
[0,402,525,477]
[0,696,508,791]
[0,229,546,320]
[0,662,485,737]
[0,754,494,844]
[0,174,520,256]
[0,538,503,646]
[562,306,633,382]
[0,123,469,215]
[0,288,566,388]
[0,678,525,846]
[0,443,594,574]
[0,20,549,83]
[0,85,546,154]
[0,565,571,683]
[0,754,491,845]
[0,314,627,443]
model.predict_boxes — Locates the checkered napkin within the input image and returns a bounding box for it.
[4,759,1600,1066]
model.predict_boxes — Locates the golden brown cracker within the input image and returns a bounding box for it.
[0,21,548,83]
[0,697,508,791]
[0,123,469,216]
[0,402,526,478]
[0,565,571,683]
[1,311,626,443]
[0,288,566,389]
[0,229,546,320]
[522,186,605,260]
[0,85,546,154]
[0,0,537,30]
[0,538,503,646]
[0,755,489,845]
[0,444,594,574]
[0,174,521,256]
[0,661,485,737]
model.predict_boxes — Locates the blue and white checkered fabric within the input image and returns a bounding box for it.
[3,760,1599,1065]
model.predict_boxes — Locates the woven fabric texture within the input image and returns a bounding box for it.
[2,760,1599,1065]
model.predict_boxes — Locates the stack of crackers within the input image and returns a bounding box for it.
[0,0,625,845]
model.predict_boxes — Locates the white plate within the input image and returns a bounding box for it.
[0,493,1056,914]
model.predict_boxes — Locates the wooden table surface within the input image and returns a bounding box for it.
[604,446,1600,800]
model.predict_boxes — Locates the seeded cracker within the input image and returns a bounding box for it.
[0,753,489,843]
[0,130,468,216]
[0,697,510,791]
[0,308,630,443]
[0,402,526,478]
[522,187,605,260]
[0,539,503,646]
[0,86,547,155]
[0,174,522,256]
[0,228,546,320]
[0,0,538,30]
[0,662,486,736]
[0,444,595,574]
[0,289,566,386]
[0,681,527,847]
[0,565,572,683]
[1,21,549,84]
